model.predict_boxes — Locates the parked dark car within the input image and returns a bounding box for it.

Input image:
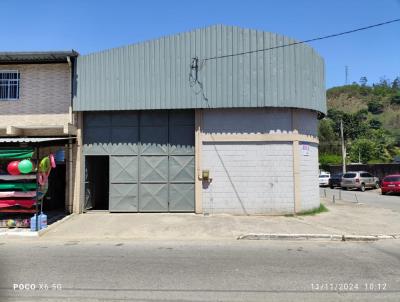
[381,175,400,195]
[329,173,343,189]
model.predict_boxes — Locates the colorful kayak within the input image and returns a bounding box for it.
[0,199,36,208]
[0,191,36,198]
[0,183,36,191]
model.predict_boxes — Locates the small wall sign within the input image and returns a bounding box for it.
[301,143,310,156]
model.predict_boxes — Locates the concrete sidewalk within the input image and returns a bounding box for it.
[28,198,400,241]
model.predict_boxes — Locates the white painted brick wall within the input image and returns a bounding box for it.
[202,142,295,214]
[201,108,319,215]
[299,143,320,210]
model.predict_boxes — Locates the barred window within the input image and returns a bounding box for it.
[0,71,20,100]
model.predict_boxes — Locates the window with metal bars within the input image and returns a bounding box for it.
[0,70,20,100]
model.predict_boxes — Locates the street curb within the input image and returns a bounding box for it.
[237,233,398,241]
[38,213,76,237]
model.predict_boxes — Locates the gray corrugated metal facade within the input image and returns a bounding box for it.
[74,25,326,114]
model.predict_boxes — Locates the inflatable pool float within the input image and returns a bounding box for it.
[0,199,36,208]
[0,191,36,198]
[0,183,36,191]
[50,153,56,168]
[0,175,36,181]
[38,172,48,185]
[39,157,51,174]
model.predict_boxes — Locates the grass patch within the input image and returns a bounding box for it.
[284,204,328,217]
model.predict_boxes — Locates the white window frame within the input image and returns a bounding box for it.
[0,70,20,100]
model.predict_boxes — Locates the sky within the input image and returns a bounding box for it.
[1,0,399,88]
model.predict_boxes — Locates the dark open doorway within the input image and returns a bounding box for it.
[43,163,66,212]
[84,156,109,211]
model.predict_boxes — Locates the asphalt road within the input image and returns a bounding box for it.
[320,187,400,212]
[0,240,399,301]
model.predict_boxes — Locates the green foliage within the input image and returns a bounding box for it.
[318,119,340,154]
[392,77,400,90]
[326,84,361,99]
[348,139,376,163]
[367,159,384,164]
[369,119,382,129]
[355,108,368,119]
[319,153,342,171]
[367,99,384,114]
[319,154,342,165]
[391,92,400,105]
[323,77,400,164]
[285,204,329,217]
[327,109,368,140]
[359,77,368,86]
[372,77,392,97]
[347,129,395,163]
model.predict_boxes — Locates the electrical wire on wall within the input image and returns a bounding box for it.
[189,56,208,103]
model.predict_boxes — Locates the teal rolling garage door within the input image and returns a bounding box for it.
[83,110,195,212]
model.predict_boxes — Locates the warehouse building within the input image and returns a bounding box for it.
[72,25,326,215]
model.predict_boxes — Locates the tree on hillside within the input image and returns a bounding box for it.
[367,99,384,114]
[348,129,395,163]
[318,119,340,154]
[348,139,375,163]
[322,77,400,164]
[392,77,400,90]
[369,119,382,129]
[391,92,400,105]
[359,76,368,86]
[329,109,371,140]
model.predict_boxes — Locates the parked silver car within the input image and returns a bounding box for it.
[341,171,380,192]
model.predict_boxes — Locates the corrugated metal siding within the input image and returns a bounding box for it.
[74,25,326,114]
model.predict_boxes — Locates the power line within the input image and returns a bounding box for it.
[204,18,400,61]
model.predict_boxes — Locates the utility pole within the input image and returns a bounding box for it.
[340,119,346,173]
[345,66,349,85]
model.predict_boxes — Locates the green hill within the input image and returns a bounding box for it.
[319,77,400,165]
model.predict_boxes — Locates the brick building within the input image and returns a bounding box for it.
[0,51,78,213]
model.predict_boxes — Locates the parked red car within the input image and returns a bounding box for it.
[381,175,400,195]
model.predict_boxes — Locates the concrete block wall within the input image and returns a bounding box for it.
[299,142,319,210]
[202,142,294,214]
[200,108,319,215]
[0,63,71,128]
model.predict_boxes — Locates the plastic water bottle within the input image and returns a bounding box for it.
[30,213,47,231]
[40,212,47,229]
[30,215,38,231]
